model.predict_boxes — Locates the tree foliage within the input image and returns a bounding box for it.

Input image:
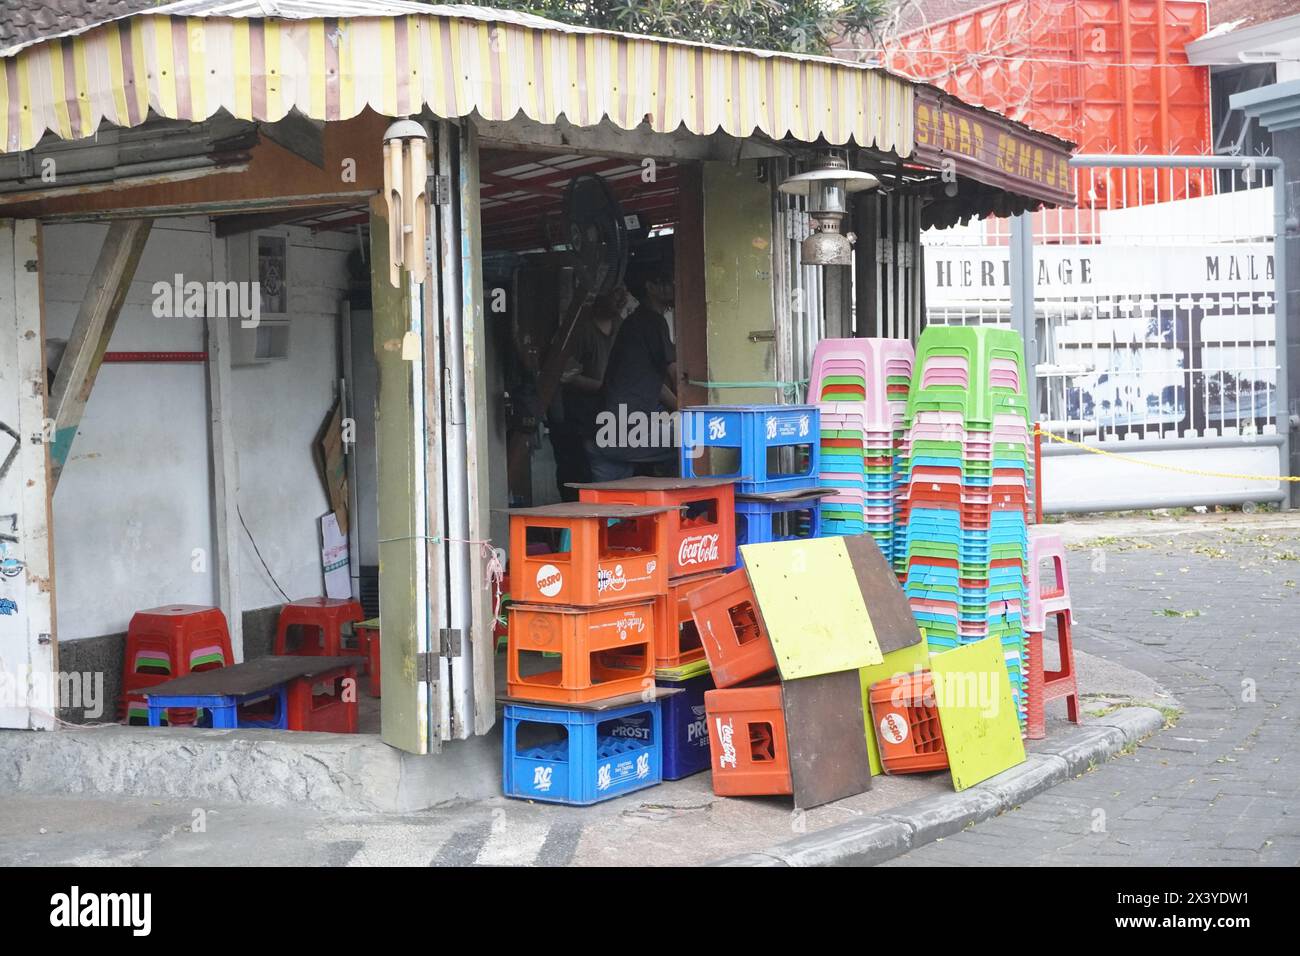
[482,1,887,55]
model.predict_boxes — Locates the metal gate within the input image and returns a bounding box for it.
[922,154,1289,513]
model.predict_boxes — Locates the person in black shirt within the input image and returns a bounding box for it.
[587,261,678,481]
[548,289,623,499]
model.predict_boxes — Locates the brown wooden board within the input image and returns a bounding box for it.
[501,502,678,519]
[781,670,873,809]
[567,477,741,492]
[496,686,683,712]
[145,656,358,699]
[735,487,835,503]
[842,533,924,656]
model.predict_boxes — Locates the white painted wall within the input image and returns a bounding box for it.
[46,217,354,641]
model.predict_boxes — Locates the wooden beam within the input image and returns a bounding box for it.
[48,218,153,488]
[480,170,567,200]
[214,203,348,238]
[473,114,787,164]
[206,226,244,660]
[674,164,708,408]
[258,113,326,169]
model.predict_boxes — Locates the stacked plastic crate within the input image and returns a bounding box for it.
[500,502,674,805]
[808,339,914,563]
[572,477,737,780]
[895,326,1034,726]
[680,404,823,560]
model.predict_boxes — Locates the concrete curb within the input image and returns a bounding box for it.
[715,705,1166,867]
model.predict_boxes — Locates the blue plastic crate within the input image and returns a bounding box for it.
[655,672,715,780]
[680,405,820,493]
[503,700,662,805]
[735,494,822,564]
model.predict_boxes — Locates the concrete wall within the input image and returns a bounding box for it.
[45,217,353,643]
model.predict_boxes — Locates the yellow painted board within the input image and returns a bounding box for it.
[740,537,884,680]
[858,632,931,776]
[931,637,1026,792]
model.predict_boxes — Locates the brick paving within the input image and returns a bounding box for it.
[885,522,1300,866]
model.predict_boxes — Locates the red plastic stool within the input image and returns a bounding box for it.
[286,662,359,732]
[274,598,365,658]
[1026,611,1080,739]
[121,605,234,725]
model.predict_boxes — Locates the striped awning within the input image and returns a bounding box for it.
[0,6,914,156]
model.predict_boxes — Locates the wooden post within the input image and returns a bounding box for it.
[674,164,708,408]
[458,123,497,737]
[48,218,153,488]
[371,195,437,755]
[206,226,244,660]
[0,220,57,730]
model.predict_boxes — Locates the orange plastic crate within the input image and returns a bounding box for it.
[508,503,671,607]
[575,479,736,578]
[687,568,778,688]
[506,600,655,704]
[704,685,792,796]
[653,570,726,667]
[868,670,949,774]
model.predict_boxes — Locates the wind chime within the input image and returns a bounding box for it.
[382,119,430,359]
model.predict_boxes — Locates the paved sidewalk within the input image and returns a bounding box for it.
[883,514,1300,866]
[5,513,1284,867]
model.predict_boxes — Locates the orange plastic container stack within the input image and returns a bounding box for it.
[888,0,1210,203]
[688,566,801,795]
[575,478,735,669]
[506,503,674,703]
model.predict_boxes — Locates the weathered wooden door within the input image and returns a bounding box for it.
[0,219,56,730]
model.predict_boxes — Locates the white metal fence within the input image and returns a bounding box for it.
[921,155,1288,512]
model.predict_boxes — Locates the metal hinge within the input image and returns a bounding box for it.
[415,651,436,683]
[433,174,452,205]
[439,627,463,657]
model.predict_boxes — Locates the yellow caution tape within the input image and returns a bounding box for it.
[1034,427,1300,483]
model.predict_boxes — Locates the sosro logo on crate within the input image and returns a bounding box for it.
[678,533,720,567]
[535,564,563,598]
[50,886,151,936]
[879,711,909,746]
